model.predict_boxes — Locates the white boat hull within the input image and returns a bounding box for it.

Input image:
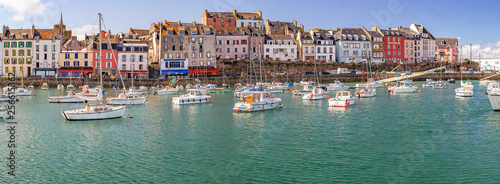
[172,96,212,105]
[302,93,327,100]
[61,106,126,120]
[328,98,356,107]
[48,96,86,103]
[455,88,473,97]
[106,97,146,105]
[327,86,348,91]
[233,99,282,112]
[157,89,179,95]
[488,94,500,110]
[389,86,418,93]
[292,90,312,95]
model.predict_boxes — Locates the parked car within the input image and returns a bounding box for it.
[226,73,240,77]
[321,71,330,75]
[350,71,357,74]
[305,71,314,75]
[276,71,286,75]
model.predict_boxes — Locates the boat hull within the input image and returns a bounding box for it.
[488,94,500,110]
[61,106,126,120]
[302,93,326,100]
[328,98,356,107]
[48,96,86,103]
[172,96,212,105]
[157,90,179,95]
[233,100,282,112]
[106,97,146,105]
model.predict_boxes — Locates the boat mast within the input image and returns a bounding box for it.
[99,13,103,90]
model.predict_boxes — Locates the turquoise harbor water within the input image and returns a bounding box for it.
[1,81,500,183]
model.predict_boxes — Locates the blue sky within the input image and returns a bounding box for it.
[0,0,498,58]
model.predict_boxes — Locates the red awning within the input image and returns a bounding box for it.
[117,70,148,74]
[58,68,93,72]
[189,68,219,74]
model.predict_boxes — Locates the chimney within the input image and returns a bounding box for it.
[192,21,196,26]
[292,20,297,27]
[370,25,379,31]
[300,25,304,31]
[256,10,262,18]
[232,9,237,17]
[101,31,106,38]
[177,20,181,25]
[162,20,167,25]
[203,9,208,17]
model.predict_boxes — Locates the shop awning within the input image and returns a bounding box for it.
[117,70,149,74]
[189,68,219,74]
[161,69,189,75]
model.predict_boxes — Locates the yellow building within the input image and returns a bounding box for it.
[57,50,93,77]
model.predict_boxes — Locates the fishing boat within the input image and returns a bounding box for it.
[61,13,126,121]
[448,77,456,83]
[233,91,282,112]
[57,84,64,90]
[41,82,49,90]
[356,58,377,97]
[327,80,349,91]
[422,79,440,87]
[356,87,376,98]
[388,80,418,93]
[328,91,356,107]
[157,86,179,95]
[172,89,212,105]
[48,90,86,103]
[302,87,327,100]
[67,84,74,90]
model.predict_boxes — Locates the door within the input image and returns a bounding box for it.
[27,67,31,77]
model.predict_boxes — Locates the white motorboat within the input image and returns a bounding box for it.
[48,91,86,103]
[106,92,146,105]
[328,91,356,107]
[302,87,327,100]
[57,84,64,90]
[41,82,49,90]
[61,104,126,120]
[422,80,440,87]
[488,88,500,110]
[0,93,12,101]
[480,79,491,86]
[271,82,288,90]
[292,85,312,95]
[266,86,285,94]
[233,91,282,112]
[461,81,474,91]
[355,78,384,88]
[356,87,376,98]
[388,80,418,93]
[61,13,126,121]
[432,81,446,89]
[67,84,74,90]
[3,87,32,96]
[157,86,180,95]
[487,81,499,95]
[172,89,212,105]
[27,85,34,89]
[327,80,349,91]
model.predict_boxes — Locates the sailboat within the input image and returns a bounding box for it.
[455,43,473,97]
[61,13,126,120]
[106,45,146,105]
[211,57,230,93]
[433,59,446,89]
[302,60,326,100]
[356,56,376,97]
[4,70,32,96]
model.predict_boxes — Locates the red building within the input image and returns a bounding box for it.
[201,10,236,28]
[92,42,118,76]
[380,29,405,63]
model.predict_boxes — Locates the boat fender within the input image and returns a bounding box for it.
[346,101,350,105]
[200,99,202,102]
[57,99,60,103]
[326,95,329,99]
[182,100,184,103]
[287,88,290,91]
[209,99,212,103]
[237,108,241,112]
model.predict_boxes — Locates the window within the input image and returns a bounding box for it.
[353,51,359,56]
[4,50,8,57]
[164,46,168,51]
[235,48,238,53]
[19,42,24,48]
[106,62,111,68]
[214,18,216,22]
[85,61,88,66]
[199,53,203,58]
[12,50,16,56]
[180,45,183,51]
[228,19,231,22]
[317,47,321,53]
[192,45,195,51]
[192,52,196,58]
[122,55,127,62]
[3,42,9,48]
[200,61,204,65]
[221,19,224,23]
[106,53,112,59]
[172,46,175,51]
[266,48,270,53]
[35,54,39,60]
[74,61,80,66]
[35,45,39,52]
[96,53,101,59]
[65,53,70,59]
[207,52,211,58]
[19,50,24,56]
[227,40,230,45]
[84,53,88,59]
[74,53,78,59]
[387,51,391,56]
[12,58,16,64]
[52,45,56,52]
[185,53,188,58]
[305,47,308,53]
[323,47,327,53]
[219,40,222,45]
[199,38,203,44]
[177,53,180,58]
[64,61,70,66]
[139,55,144,62]
[343,50,348,56]
[52,54,55,60]
[207,61,211,65]
[398,51,401,56]
[27,50,31,56]
[242,40,247,44]
[291,48,295,53]
[12,42,17,48]
[44,45,47,51]
[227,48,230,53]
[172,38,175,43]
[168,53,172,58]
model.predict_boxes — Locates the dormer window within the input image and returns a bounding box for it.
[52,37,56,43]
[441,40,445,45]
[205,30,211,34]
[342,34,346,40]
[167,30,173,35]
[9,35,14,39]
[354,35,359,41]
[191,29,198,35]
[22,34,27,39]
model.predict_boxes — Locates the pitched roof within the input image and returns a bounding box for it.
[35,29,59,39]
[435,37,458,48]
[334,28,370,41]
[365,30,383,38]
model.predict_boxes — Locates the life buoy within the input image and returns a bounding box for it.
[346,101,350,105]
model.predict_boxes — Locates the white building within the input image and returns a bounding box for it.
[33,35,61,77]
[2,28,34,78]
[313,31,336,62]
[117,43,148,78]
[235,10,263,28]
[478,58,500,71]
[334,28,372,63]
[0,39,2,76]
[264,35,297,61]
[410,24,436,62]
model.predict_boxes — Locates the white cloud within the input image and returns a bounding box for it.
[72,24,98,40]
[0,0,51,21]
[461,42,500,60]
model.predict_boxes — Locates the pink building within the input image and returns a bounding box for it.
[215,27,264,60]
[435,37,458,62]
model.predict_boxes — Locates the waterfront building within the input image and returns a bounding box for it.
[435,37,458,62]
[312,31,336,62]
[264,34,297,61]
[397,27,417,63]
[478,58,500,71]
[410,24,436,62]
[85,31,120,76]
[58,36,92,77]
[215,28,251,60]
[117,42,149,78]
[362,27,384,64]
[160,58,189,77]
[0,37,2,76]
[372,26,404,63]
[264,20,304,35]
[1,26,34,77]
[334,28,372,63]
[150,21,216,69]
[296,31,315,61]
[201,9,263,28]
[247,27,265,60]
